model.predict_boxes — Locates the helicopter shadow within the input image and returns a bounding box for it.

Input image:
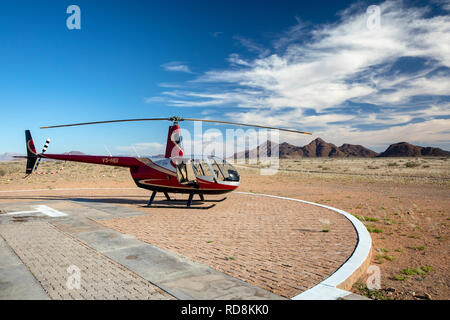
[0,195,223,210]
[141,202,217,210]
[141,196,227,209]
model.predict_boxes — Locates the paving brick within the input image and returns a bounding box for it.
[0,221,172,300]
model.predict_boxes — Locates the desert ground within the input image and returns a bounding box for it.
[0,157,448,300]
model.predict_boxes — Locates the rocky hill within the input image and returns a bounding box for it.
[233,138,378,159]
[301,138,345,157]
[378,142,450,157]
[338,143,379,157]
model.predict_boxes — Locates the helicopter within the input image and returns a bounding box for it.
[19,116,311,207]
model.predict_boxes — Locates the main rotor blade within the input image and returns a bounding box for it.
[40,118,171,129]
[183,118,312,135]
[41,116,312,134]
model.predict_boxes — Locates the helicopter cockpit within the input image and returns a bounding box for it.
[172,155,240,184]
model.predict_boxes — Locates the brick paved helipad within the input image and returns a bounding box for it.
[0,189,362,300]
[100,192,359,298]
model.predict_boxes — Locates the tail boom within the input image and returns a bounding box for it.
[40,153,142,168]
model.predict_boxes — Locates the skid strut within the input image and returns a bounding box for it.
[147,191,157,206]
[187,193,194,207]
[146,191,200,208]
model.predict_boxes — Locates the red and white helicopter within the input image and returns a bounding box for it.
[20,117,311,207]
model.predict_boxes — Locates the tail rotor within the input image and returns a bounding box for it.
[32,138,51,173]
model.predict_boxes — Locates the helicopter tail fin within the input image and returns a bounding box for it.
[165,124,184,158]
[25,130,38,174]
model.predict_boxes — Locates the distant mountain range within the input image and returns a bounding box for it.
[0,152,24,162]
[62,151,86,156]
[0,151,85,162]
[233,138,449,159]
[1,142,448,162]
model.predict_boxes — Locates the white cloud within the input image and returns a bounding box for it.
[144,96,166,103]
[115,142,165,156]
[165,1,449,112]
[213,2,447,110]
[227,53,251,66]
[224,109,355,129]
[366,76,450,104]
[233,36,270,57]
[417,103,450,118]
[312,119,450,152]
[161,61,193,73]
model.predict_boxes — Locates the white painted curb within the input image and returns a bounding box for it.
[235,191,372,300]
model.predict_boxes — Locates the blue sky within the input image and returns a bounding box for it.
[0,0,449,155]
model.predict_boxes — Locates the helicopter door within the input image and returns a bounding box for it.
[176,160,197,185]
[191,159,216,182]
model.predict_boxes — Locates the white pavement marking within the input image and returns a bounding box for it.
[4,205,67,217]
[4,210,37,215]
[235,191,372,300]
[34,205,68,217]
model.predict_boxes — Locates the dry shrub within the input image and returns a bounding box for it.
[405,161,420,168]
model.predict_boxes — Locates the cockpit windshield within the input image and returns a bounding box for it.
[192,158,214,178]
[171,156,240,183]
[207,156,240,182]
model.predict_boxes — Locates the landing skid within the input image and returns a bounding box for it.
[143,203,216,210]
[145,191,224,208]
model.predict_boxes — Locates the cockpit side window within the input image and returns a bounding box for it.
[199,160,214,177]
[192,161,204,176]
[211,159,225,180]
[207,156,240,182]
[190,159,214,179]
[188,157,239,182]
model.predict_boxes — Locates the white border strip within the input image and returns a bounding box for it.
[235,191,372,300]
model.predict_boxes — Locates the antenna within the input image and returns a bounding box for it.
[132,145,141,158]
[104,144,112,157]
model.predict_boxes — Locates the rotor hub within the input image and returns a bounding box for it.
[169,116,184,125]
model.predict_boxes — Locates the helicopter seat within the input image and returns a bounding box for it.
[176,161,197,185]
